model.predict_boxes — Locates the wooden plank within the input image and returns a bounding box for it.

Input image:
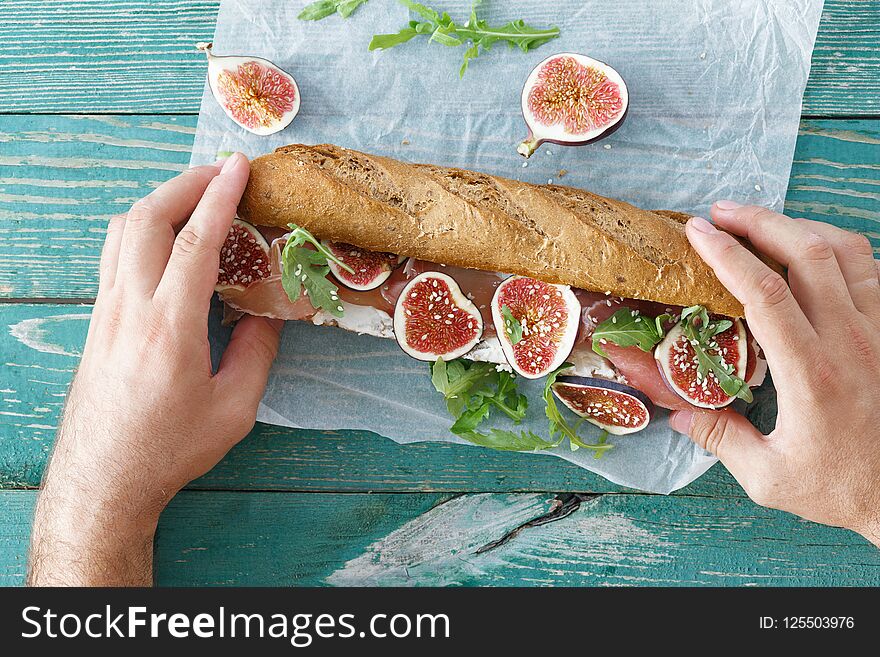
[0,1,876,116]
[0,302,745,496]
[0,114,194,298]
[1,115,878,300]
[2,490,878,586]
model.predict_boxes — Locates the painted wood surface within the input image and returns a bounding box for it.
[0,1,878,116]
[2,490,878,587]
[1,0,879,588]
[2,116,878,300]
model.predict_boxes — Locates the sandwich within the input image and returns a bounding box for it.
[216,143,768,443]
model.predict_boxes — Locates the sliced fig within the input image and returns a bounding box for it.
[216,219,271,292]
[491,276,581,379]
[655,318,748,409]
[197,42,300,136]
[518,53,628,158]
[393,272,483,361]
[551,376,653,435]
[323,241,402,291]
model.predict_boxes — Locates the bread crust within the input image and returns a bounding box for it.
[238,144,747,317]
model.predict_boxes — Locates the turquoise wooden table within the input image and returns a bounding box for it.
[1,0,879,586]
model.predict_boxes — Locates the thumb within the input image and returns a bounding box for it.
[215,316,284,422]
[670,408,768,481]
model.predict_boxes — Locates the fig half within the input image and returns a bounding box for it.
[655,318,748,409]
[323,241,402,291]
[551,376,653,435]
[393,272,483,361]
[518,53,628,158]
[215,219,271,293]
[197,42,300,136]
[491,276,581,379]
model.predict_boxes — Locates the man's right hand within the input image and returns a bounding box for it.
[674,201,880,547]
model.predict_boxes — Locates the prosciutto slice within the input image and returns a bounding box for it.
[218,236,317,321]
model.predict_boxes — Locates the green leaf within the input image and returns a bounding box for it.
[337,0,369,18]
[429,25,463,47]
[500,305,523,345]
[299,0,369,21]
[592,431,610,460]
[460,43,479,77]
[430,358,497,417]
[431,358,535,449]
[369,27,420,50]
[399,0,440,22]
[591,308,670,356]
[280,224,354,318]
[454,428,559,452]
[543,365,614,453]
[298,0,338,20]
[369,0,560,76]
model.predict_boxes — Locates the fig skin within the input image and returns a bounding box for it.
[215,219,271,293]
[519,103,629,158]
[518,52,629,158]
[393,272,484,362]
[654,318,748,410]
[324,241,400,292]
[491,275,581,379]
[552,375,653,435]
[197,42,301,136]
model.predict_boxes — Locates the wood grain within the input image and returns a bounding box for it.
[2,490,878,586]
[0,1,877,116]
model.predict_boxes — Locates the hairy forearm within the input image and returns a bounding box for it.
[28,503,156,586]
[28,422,165,586]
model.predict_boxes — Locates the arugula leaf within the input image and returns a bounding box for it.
[592,308,672,357]
[298,0,369,21]
[454,428,559,452]
[543,365,614,453]
[431,358,543,451]
[500,305,523,345]
[592,431,610,460]
[280,224,355,318]
[369,0,560,77]
[679,308,753,403]
[431,358,498,417]
[369,27,421,50]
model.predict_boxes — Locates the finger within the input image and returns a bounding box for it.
[686,216,815,373]
[214,315,284,440]
[154,153,250,322]
[793,219,880,319]
[117,161,226,295]
[98,213,126,291]
[710,202,854,326]
[669,408,772,504]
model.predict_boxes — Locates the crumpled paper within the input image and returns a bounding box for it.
[194,0,824,493]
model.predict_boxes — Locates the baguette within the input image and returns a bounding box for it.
[239,144,745,317]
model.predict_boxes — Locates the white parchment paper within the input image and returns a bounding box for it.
[195,0,824,493]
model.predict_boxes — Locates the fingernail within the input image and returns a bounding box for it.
[714,199,742,211]
[669,410,693,434]
[688,216,717,234]
[220,153,241,174]
[211,156,229,168]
